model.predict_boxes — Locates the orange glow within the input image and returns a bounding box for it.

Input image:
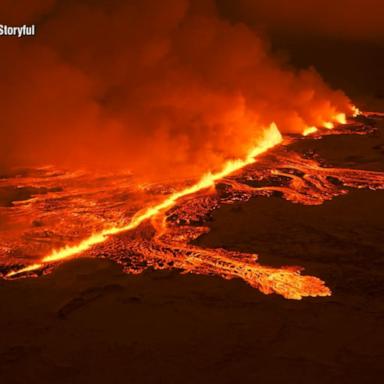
[6,123,282,277]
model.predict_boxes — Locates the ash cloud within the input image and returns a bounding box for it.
[0,0,352,180]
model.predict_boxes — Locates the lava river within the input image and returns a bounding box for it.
[1,114,384,300]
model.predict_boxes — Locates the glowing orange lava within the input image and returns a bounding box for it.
[3,110,382,301]
[302,110,352,136]
[6,123,282,277]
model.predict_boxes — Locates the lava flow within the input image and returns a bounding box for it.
[3,123,283,275]
[2,114,384,300]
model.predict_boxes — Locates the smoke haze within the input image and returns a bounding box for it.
[220,0,384,41]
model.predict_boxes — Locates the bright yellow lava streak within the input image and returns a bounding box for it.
[303,126,318,136]
[7,123,282,277]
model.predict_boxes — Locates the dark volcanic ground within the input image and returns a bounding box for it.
[1,120,384,384]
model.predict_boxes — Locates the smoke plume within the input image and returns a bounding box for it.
[0,0,352,180]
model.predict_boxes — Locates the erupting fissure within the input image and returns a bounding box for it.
[6,123,283,278]
[4,110,381,300]
[303,113,348,136]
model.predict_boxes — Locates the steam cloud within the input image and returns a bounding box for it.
[0,0,352,180]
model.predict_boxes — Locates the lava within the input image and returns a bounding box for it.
[2,113,384,300]
[5,123,282,277]
[303,112,348,136]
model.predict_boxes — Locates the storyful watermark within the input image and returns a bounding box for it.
[0,24,36,37]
